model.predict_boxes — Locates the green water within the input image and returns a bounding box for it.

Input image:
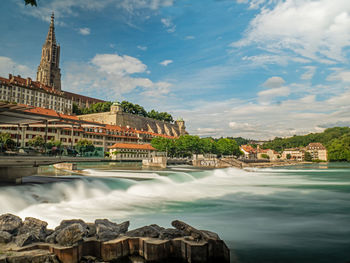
[1,163,350,262]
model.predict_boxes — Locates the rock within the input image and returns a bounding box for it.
[86,223,96,237]
[55,219,88,235]
[95,219,129,241]
[0,230,12,243]
[45,233,57,244]
[95,224,119,241]
[94,219,129,234]
[55,223,85,247]
[200,230,220,240]
[15,232,40,247]
[172,220,212,241]
[125,225,162,238]
[18,217,49,242]
[0,214,22,234]
[159,228,185,240]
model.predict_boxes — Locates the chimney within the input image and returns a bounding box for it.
[8,74,13,80]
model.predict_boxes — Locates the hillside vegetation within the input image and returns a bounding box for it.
[73,101,174,123]
[262,127,350,161]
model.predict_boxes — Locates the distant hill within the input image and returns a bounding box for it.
[262,127,350,161]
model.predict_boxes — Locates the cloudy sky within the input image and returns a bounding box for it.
[1,0,350,139]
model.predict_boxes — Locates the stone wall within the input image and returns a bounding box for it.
[78,110,186,137]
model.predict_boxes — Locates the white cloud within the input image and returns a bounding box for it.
[301,66,316,80]
[161,18,176,33]
[137,45,147,51]
[232,0,350,64]
[78,27,90,35]
[257,76,290,104]
[327,68,350,82]
[18,0,174,23]
[63,53,172,100]
[0,56,35,79]
[159,59,173,66]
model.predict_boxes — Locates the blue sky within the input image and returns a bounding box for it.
[1,0,350,139]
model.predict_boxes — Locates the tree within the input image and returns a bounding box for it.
[0,132,15,151]
[75,139,95,155]
[261,153,270,159]
[304,152,312,161]
[28,136,45,148]
[215,138,240,157]
[24,0,37,6]
[328,134,350,161]
[286,154,291,160]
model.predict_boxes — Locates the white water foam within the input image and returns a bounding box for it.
[0,167,347,227]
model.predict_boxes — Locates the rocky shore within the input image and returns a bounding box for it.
[0,214,229,263]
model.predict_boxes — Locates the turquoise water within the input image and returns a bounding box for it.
[1,163,350,262]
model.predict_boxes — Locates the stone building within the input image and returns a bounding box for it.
[281,148,305,161]
[257,146,279,161]
[36,13,61,91]
[78,102,187,137]
[240,145,257,159]
[0,74,72,114]
[0,106,175,152]
[305,142,328,161]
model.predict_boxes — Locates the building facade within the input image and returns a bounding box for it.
[306,143,328,161]
[281,148,305,161]
[36,13,61,91]
[0,75,72,113]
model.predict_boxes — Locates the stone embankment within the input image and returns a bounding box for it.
[0,214,229,263]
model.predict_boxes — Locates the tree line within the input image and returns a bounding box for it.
[73,101,174,123]
[262,127,350,161]
[151,135,242,157]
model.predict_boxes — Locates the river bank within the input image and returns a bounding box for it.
[1,163,350,263]
[0,214,229,263]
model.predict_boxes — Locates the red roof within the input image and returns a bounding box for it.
[240,145,257,153]
[109,143,156,150]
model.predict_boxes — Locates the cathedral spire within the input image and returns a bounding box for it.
[36,12,61,91]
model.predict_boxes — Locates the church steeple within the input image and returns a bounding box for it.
[36,12,61,91]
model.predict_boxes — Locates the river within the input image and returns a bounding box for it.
[1,162,350,263]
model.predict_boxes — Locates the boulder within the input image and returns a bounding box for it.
[95,219,129,241]
[171,220,211,241]
[15,232,40,247]
[0,214,22,234]
[55,223,85,247]
[18,217,49,242]
[159,228,185,240]
[125,225,162,238]
[94,219,129,234]
[0,230,12,243]
[55,219,88,235]
[86,223,96,237]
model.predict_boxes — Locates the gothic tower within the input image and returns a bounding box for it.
[36,12,61,91]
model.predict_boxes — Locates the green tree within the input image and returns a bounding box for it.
[286,154,291,160]
[215,138,240,157]
[0,132,15,151]
[75,139,95,155]
[28,136,45,148]
[304,152,312,161]
[328,134,350,161]
[200,138,216,154]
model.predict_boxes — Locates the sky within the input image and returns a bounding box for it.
[1,0,350,139]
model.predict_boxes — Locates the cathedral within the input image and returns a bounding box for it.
[36,13,61,91]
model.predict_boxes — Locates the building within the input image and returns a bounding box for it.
[78,102,187,137]
[281,148,305,161]
[0,105,175,152]
[240,145,257,159]
[305,143,328,161]
[36,13,61,91]
[257,146,279,161]
[0,13,103,113]
[109,143,156,160]
[0,74,72,114]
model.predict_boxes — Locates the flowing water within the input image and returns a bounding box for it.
[1,162,350,263]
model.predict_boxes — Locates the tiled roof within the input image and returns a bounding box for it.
[63,91,105,103]
[240,145,256,153]
[306,143,326,150]
[109,143,156,150]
